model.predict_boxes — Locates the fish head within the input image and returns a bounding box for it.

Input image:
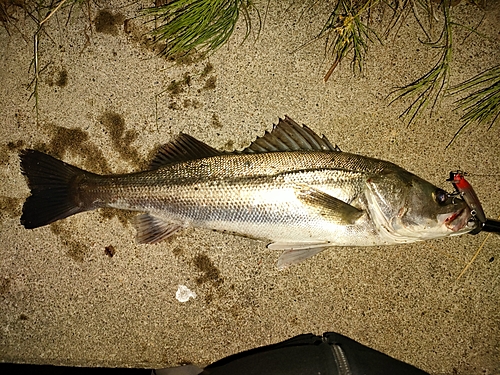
[366,169,478,242]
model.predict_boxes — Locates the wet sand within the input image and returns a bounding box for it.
[0,1,499,374]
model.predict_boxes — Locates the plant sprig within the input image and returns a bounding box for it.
[319,0,380,82]
[22,0,89,123]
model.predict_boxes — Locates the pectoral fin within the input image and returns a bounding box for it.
[296,187,363,225]
[133,214,184,244]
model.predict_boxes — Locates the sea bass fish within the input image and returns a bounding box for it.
[20,116,477,268]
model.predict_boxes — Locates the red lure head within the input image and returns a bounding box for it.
[448,171,470,190]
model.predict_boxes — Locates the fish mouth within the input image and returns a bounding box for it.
[444,206,473,232]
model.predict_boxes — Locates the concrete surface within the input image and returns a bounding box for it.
[1,1,499,374]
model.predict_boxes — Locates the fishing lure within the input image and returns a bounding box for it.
[447,171,486,224]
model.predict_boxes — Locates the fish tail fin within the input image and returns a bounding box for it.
[19,149,91,229]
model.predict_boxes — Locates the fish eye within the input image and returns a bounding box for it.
[434,189,449,205]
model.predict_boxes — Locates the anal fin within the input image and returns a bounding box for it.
[133,214,184,244]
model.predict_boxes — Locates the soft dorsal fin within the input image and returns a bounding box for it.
[151,133,223,168]
[243,116,341,153]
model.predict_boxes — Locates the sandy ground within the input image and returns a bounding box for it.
[0,1,499,374]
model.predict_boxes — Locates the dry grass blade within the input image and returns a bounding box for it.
[447,64,500,147]
[455,232,491,280]
[455,214,500,281]
[0,0,26,35]
[142,0,255,58]
[22,0,89,123]
[39,0,69,26]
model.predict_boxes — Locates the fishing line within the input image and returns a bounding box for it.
[456,214,500,281]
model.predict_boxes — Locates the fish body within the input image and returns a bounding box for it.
[20,117,476,268]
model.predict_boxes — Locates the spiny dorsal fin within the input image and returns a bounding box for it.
[243,116,341,154]
[151,133,223,169]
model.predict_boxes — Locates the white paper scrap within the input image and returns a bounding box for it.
[175,285,197,302]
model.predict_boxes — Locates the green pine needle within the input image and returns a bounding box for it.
[447,64,500,147]
[142,0,254,58]
[390,2,453,126]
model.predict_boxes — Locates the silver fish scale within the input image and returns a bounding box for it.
[87,151,393,243]
[94,151,391,213]
[102,150,393,186]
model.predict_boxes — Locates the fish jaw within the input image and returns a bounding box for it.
[439,205,477,234]
[393,197,478,240]
[378,208,474,243]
